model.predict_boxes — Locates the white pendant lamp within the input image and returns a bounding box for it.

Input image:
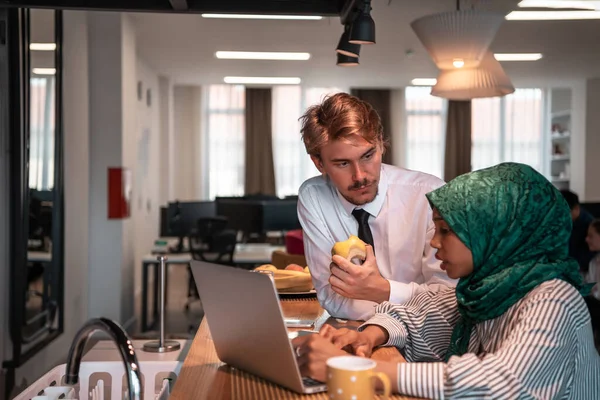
[431,52,515,100]
[411,10,505,70]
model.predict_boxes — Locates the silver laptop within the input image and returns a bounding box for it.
[190,260,327,394]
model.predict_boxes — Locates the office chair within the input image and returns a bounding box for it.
[185,218,237,311]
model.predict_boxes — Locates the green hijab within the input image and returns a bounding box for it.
[425,162,589,361]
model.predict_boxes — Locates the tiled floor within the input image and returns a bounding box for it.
[132,265,204,339]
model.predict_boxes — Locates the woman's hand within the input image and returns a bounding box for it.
[319,325,376,357]
[291,334,348,382]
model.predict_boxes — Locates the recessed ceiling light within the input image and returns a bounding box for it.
[223,76,301,85]
[32,68,56,75]
[494,53,543,61]
[452,59,465,68]
[30,43,56,51]
[506,10,600,19]
[411,78,437,86]
[202,13,322,20]
[215,51,311,61]
[518,1,599,10]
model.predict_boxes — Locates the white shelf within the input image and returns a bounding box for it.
[551,109,571,119]
[548,89,572,190]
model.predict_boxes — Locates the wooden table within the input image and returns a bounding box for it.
[170,298,417,399]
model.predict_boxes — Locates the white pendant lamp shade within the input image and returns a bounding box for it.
[431,52,515,100]
[411,10,505,70]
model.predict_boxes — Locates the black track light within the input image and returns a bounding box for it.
[336,24,361,58]
[336,53,359,67]
[349,0,375,45]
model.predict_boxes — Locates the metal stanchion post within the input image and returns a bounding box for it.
[143,255,181,353]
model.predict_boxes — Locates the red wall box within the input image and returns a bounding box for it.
[107,167,132,219]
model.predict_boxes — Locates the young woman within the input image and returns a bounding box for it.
[293,163,600,399]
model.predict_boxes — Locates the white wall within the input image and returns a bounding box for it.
[87,12,125,321]
[86,12,161,327]
[120,14,137,327]
[172,85,202,201]
[158,76,174,205]
[133,57,161,307]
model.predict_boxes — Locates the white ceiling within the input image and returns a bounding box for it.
[54,0,600,87]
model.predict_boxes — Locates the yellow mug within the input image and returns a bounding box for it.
[326,355,391,400]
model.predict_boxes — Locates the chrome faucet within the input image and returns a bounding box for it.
[65,317,143,400]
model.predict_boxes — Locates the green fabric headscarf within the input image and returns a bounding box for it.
[425,162,590,361]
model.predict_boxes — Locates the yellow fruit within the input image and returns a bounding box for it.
[331,235,367,264]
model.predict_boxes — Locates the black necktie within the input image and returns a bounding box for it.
[352,208,375,253]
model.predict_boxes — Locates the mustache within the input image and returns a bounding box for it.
[348,179,373,191]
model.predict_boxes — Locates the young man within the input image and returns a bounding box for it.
[297,93,455,320]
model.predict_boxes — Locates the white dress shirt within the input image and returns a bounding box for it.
[297,164,456,320]
[362,280,600,399]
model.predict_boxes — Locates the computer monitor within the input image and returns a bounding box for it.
[165,201,217,252]
[215,197,300,241]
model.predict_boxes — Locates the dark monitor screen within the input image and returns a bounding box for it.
[215,198,300,236]
[164,201,216,237]
[262,200,301,232]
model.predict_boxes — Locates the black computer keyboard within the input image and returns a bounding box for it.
[302,376,324,387]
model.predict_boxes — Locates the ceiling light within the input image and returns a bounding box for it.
[201,13,322,20]
[336,53,359,67]
[453,59,465,68]
[215,51,310,60]
[431,52,515,100]
[411,78,437,86]
[30,43,56,51]
[223,76,301,85]
[518,1,599,10]
[411,10,505,70]
[336,24,361,57]
[32,68,56,75]
[494,53,543,61]
[506,10,600,19]
[349,0,376,45]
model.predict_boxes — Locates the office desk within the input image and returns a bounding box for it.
[141,244,285,332]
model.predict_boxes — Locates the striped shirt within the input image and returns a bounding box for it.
[360,279,600,399]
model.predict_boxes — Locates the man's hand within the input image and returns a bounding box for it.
[329,245,390,303]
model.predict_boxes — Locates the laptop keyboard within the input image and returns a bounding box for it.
[302,376,324,387]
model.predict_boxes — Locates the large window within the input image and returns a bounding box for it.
[206,85,245,198]
[205,85,349,198]
[472,89,544,172]
[405,87,446,179]
[272,86,344,198]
